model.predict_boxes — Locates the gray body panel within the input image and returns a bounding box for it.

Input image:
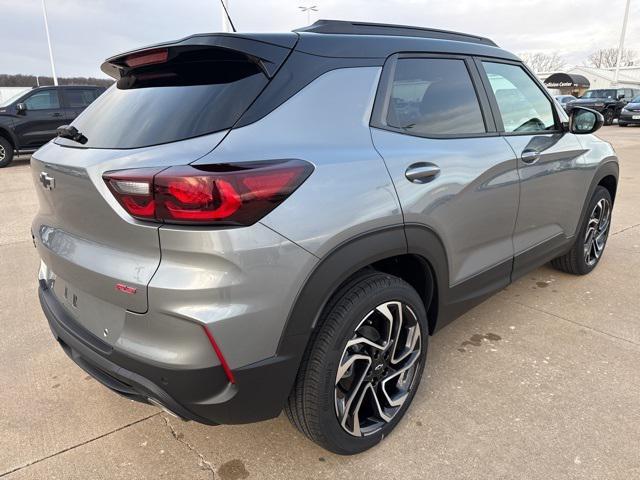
[32,132,227,345]
[194,66,403,258]
[503,133,589,253]
[370,129,519,285]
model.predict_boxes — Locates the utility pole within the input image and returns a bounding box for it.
[220,0,231,32]
[41,0,58,86]
[613,0,631,86]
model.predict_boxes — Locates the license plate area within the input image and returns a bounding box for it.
[52,274,126,346]
[632,115,640,120]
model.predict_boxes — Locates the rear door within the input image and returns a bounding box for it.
[370,54,519,286]
[477,59,587,275]
[13,88,64,148]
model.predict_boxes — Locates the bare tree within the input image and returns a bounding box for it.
[586,48,638,68]
[518,52,567,73]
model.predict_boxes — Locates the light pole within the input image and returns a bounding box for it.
[221,0,231,32]
[41,0,58,86]
[298,5,318,25]
[613,0,631,86]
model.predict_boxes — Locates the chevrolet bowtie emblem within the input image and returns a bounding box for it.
[39,172,55,190]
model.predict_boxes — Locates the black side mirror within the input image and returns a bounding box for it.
[569,107,603,134]
[16,103,27,113]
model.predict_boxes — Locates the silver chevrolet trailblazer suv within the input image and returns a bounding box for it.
[32,20,618,454]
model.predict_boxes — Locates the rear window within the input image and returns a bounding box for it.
[57,48,268,149]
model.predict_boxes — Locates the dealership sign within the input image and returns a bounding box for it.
[544,73,590,89]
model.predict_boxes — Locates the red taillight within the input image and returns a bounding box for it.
[124,48,169,68]
[103,160,313,226]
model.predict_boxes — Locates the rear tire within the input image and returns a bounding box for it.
[603,109,615,126]
[285,272,428,454]
[551,186,612,275]
[0,136,14,168]
[619,122,628,127]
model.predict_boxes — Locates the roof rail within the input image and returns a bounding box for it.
[294,19,497,47]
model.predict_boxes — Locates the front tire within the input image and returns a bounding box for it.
[551,186,612,275]
[285,272,428,454]
[0,136,14,168]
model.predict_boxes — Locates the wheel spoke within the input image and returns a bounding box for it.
[340,376,371,436]
[336,353,372,384]
[381,351,420,407]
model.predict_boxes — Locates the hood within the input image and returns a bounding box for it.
[624,102,640,110]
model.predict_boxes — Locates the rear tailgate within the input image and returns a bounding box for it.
[32,133,226,314]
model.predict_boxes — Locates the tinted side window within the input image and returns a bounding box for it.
[385,58,486,136]
[24,90,60,110]
[64,89,100,108]
[482,62,556,133]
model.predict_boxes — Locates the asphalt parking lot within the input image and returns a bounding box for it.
[1,126,639,479]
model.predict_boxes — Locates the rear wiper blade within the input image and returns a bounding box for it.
[56,125,88,145]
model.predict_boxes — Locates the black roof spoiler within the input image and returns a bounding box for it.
[294,19,497,47]
[101,33,298,80]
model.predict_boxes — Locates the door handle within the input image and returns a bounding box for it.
[521,149,540,164]
[405,163,441,183]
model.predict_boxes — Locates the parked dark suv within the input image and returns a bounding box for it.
[32,20,617,454]
[0,85,105,167]
[568,88,640,125]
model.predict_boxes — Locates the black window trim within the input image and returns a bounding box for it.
[22,88,62,112]
[370,52,499,140]
[473,56,565,136]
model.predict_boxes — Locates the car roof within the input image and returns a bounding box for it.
[105,20,519,70]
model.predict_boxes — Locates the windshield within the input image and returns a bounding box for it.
[581,90,616,99]
[631,96,640,103]
[0,90,28,108]
[56,47,268,149]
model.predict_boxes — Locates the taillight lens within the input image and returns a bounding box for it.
[103,160,313,226]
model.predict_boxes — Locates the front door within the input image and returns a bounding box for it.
[478,60,589,275]
[14,89,65,149]
[370,55,520,287]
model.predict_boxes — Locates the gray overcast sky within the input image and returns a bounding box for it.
[0,0,638,78]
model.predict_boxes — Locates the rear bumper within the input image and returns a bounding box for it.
[40,281,301,425]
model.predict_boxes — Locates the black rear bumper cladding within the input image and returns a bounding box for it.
[39,282,299,425]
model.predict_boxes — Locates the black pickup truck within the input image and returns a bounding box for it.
[0,85,105,167]
[567,87,640,126]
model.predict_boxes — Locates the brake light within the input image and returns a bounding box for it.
[103,160,313,226]
[125,48,169,68]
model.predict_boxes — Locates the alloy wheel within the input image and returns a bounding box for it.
[584,198,611,266]
[334,301,422,437]
[0,144,5,162]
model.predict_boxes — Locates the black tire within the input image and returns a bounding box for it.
[551,186,612,275]
[0,136,14,168]
[285,272,428,455]
[603,109,615,126]
[619,122,628,127]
